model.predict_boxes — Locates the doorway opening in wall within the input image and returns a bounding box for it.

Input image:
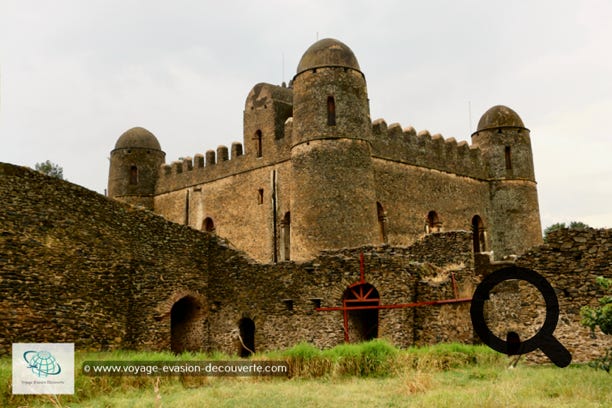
[203,217,215,233]
[342,283,379,342]
[170,296,201,353]
[238,318,255,357]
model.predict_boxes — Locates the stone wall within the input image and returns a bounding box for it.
[2,162,610,364]
[482,228,612,363]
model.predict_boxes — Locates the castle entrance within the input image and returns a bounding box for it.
[342,283,380,342]
[170,296,203,353]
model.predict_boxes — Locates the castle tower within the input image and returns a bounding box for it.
[289,38,380,262]
[471,106,542,257]
[108,127,165,210]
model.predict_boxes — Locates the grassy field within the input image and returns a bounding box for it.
[2,342,610,407]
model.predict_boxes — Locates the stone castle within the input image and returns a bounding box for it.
[108,38,542,263]
[2,39,610,361]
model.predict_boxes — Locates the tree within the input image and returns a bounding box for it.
[34,160,64,180]
[581,276,612,372]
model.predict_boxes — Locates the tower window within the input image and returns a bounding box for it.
[254,130,263,158]
[257,188,264,205]
[505,146,512,170]
[327,96,336,126]
[129,166,138,185]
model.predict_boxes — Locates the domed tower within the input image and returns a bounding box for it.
[471,106,542,257]
[108,127,165,210]
[289,38,380,262]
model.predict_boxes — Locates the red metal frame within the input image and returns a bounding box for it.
[316,253,472,342]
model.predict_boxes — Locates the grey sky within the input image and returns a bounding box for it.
[1,0,611,229]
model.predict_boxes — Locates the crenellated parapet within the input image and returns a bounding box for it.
[155,138,289,194]
[371,118,486,179]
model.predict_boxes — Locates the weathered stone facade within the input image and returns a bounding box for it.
[2,163,610,363]
[108,38,543,263]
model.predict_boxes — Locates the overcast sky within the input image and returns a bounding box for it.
[1,0,611,230]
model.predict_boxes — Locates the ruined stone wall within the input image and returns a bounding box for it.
[205,232,477,354]
[0,163,217,355]
[483,228,612,363]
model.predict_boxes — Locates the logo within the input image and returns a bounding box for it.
[23,350,62,378]
[12,343,74,395]
[470,266,572,367]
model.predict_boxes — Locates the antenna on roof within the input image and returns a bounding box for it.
[468,100,472,134]
[282,52,285,84]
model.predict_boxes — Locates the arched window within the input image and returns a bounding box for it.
[505,146,512,170]
[426,211,441,233]
[472,215,487,253]
[376,202,387,243]
[281,212,290,261]
[203,217,215,233]
[327,96,336,126]
[254,130,263,158]
[129,165,138,185]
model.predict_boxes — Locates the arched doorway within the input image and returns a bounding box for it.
[472,215,487,253]
[342,283,380,342]
[238,318,255,357]
[170,296,202,353]
[426,211,441,233]
[202,217,215,233]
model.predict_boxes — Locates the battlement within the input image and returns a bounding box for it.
[156,136,290,194]
[371,118,486,179]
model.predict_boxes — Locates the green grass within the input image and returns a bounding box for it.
[2,342,610,407]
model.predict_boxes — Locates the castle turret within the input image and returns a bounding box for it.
[243,83,293,158]
[289,38,380,262]
[471,105,542,257]
[108,127,165,210]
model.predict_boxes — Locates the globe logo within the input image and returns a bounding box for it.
[23,350,62,378]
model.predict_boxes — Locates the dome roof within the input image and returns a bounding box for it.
[476,105,526,132]
[296,38,361,75]
[114,127,162,150]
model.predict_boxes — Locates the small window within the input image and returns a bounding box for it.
[310,298,322,309]
[257,189,264,205]
[327,96,336,126]
[254,130,263,158]
[129,165,138,185]
[282,299,294,311]
[505,146,512,170]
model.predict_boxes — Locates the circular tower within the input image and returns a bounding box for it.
[471,106,542,257]
[108,127,165,210]
[289,38,380,262]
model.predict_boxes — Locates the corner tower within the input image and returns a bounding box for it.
[108,127,165,210]
[289,38,380,262]
[471,106,542,257]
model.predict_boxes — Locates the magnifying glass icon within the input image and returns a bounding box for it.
[470,266,572,368]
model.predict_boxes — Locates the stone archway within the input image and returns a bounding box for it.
[342,283,380,342]
[238,318,256,357]
[170,295,204,353]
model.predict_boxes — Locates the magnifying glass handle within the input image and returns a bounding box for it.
[539,335,572,368]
